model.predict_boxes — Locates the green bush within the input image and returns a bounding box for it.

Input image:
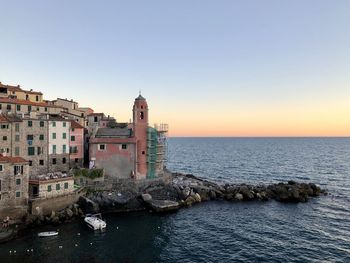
[74,168,103,179]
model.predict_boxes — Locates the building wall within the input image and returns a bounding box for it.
[0,162,29,217]
[29,178,74,199]
[0,101,62,115]
[0,121,11,155]
[69,127,84,167]
[29,188,83,216]
[20,119,49,176]
[90,142,136,179]
[48,120,70,172]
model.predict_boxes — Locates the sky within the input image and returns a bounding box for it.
[0,0,350,137]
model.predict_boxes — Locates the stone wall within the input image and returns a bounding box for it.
[29,189,84,216]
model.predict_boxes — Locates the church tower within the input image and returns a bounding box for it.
[133,93,148,178]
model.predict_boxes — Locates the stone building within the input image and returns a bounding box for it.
[0,82,43,102]
[0,155,29,218]
[89,94,168,180]
[69,120,85,168]
[48,116,70,173]
[28,173,75,199]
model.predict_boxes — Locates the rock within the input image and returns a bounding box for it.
[194,193,202,202]
[182,187,191,199]
[239,185,254,200]
[65,208,74,218]
[50,211,56,219]
[184,196,196,206]
[147,200,179,213]
[234,193,244,201]
[209,190,217,200]
[141,193,152,202]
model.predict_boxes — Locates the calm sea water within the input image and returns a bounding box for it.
[1,138,350,262]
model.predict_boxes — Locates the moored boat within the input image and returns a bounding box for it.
[38,231,59,237]
[84,213,106,230]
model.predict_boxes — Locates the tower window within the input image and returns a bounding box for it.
[140,112,144,120]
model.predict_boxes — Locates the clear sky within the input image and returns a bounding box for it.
[1,0,350,137]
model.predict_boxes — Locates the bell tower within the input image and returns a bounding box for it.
[133,93,148,178]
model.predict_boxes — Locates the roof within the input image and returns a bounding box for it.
[88,113,105,116]
[71,120,84,129]
[48,115,68,122]
[0,155,27,164]
[135,94,146,100]
[0,97,61,108]
[0,83,43,95]
[0,114,22,123]
[55,98,78,104]
[95,127,131,138]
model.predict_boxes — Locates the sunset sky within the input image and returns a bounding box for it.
[1,0,350,137]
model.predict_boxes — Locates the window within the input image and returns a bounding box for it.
[39,160,44,165]
[7,104,11,110]
[63,122,66,127]
[28,105,32,112]
[63,145,66,154]
[37,147,41,155]
[0,165,3,172]
[16,178,21,185]
[14,165,23,175]
[52,121,56,127]
[64,182,68,189]
[62,157,66,164]
[40,121,44,127]
[29,161,33,166]
[26,94,29,100]
[15,191,21,198]
[45,107,47,112]
[15,134,20,141]
[48,185,52,192]
[0,124,9,129]
[62,133,66,139]
[94,116,98,122]
[52,145,56,154]
[16,104,21,111]
[56,184,60,190]
[28,120,32,127]
[52,158,57,164]
[39,134,44,140]
[52,133,56,139]
[140,111,144,120]
[36,107,39,111]
[3,136,7,141]
[28,147,35,156]
[15,147,20,156]
[99,144,106,151]
[142,151,145,155]
[75,158,79,163]
[72,128,75,132]
[15,123,19,132]
[71,136,75,141]
[27,134,34,140]
[122,144,127,149]
[36,95,39,101]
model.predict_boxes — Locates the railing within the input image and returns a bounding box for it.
[154,123,168,133]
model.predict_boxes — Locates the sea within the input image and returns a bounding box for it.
[1,138,350,263]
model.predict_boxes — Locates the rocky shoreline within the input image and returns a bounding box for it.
[82,172,327,214]
[0,172,327,243]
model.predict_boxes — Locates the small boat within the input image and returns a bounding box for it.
[84,213,106,231]
[38,231,59,237]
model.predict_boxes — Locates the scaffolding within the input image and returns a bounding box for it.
[147,124,168,179]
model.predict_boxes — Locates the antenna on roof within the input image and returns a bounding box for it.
[139,90,141,96]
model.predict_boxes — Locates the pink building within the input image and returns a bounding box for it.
[69,120,84,167]
[89,94,167,180]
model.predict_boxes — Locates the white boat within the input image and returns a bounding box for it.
[84,213,106,230]
[38,231,59,237]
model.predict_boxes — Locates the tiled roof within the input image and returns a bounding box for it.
[0,97,61,108]
[71,120,84,129]
[87,113,104,116]
[0,83,43,95]
[0,155,27,164]
[0,114,22,123]
[95,127,131,137]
